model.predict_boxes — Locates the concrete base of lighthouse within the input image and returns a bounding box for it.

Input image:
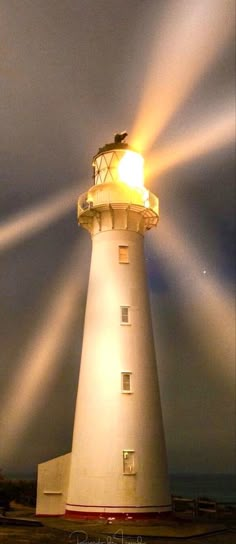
[36,452,171,519]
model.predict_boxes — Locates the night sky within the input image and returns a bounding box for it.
[0,0,235,477]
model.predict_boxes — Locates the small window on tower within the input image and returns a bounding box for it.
[119,245,129,263]
[121,306,130,324]
[123,450,136,474]
[121,372,132,393]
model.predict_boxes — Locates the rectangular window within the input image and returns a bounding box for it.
[121,306,129,324]
[121,372,132,393]
[119,245,129,263]
[123,450,136,474]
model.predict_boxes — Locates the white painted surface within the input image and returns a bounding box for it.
[36,453,71,515]
[66,226,171,514]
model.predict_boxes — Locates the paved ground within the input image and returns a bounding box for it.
[1,504,236,543]
[0,523,236,543]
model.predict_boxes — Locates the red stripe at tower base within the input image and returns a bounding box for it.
[65,508,172,520]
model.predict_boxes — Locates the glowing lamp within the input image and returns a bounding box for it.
[92,139,144,188]
[118,150,144,188]
[78,135,160,225]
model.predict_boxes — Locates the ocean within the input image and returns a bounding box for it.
[170,473,236,504]
[6,472,236,504]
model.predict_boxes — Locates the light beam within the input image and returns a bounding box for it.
[147,106,235,179]
[130,0,235,153]
[0,185,79,252]
[149,217,235,377]
[0,241,88,463]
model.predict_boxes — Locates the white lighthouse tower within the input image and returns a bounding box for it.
[65,133,171,518]
[36,133,171,518]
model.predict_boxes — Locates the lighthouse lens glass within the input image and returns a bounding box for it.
[118,151,144,188]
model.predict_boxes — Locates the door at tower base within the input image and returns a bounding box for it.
[36,453,71,516]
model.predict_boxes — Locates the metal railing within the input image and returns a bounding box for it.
[78,188,159,216]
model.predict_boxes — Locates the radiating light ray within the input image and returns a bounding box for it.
[0,240,88,463]
[147,107,235,179]
[130,0,235,153]
[149,217,235,376]
[0,185,79,252]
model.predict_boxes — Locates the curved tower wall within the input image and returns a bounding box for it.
[66,143,171,517]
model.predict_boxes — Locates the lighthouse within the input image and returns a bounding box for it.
[36,133,171,518]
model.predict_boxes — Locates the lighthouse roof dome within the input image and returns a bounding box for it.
[93,132,136,161]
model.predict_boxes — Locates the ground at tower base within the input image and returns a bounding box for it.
[1,502,236,543]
